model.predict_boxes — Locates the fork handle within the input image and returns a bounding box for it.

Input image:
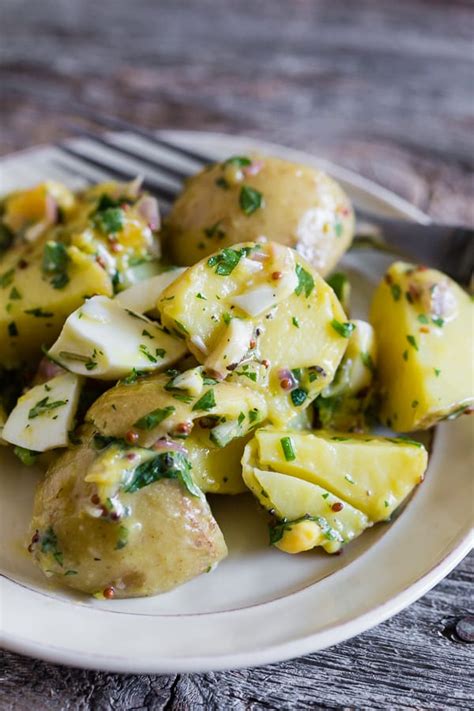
[355,213,474,285]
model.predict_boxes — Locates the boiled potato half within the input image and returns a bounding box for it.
[0,178,164,368]
[242,438,370,554]
[164,155,354,275]
[158,241,349,424]
[28,428,227,598]
[244,427,428,523]
[87,367,267,444]
[370,262,474,431]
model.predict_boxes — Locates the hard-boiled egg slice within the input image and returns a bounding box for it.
[2,373,83,452]
[116,268,186,314]
[48,296,186,380]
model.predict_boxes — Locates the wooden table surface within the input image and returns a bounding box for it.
[0,0,473,708]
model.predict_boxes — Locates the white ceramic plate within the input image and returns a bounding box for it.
[0,132,472,673]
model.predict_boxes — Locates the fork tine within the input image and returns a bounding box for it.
[82,111,213,165]
[56,144,177,203]
[67,127,193,182]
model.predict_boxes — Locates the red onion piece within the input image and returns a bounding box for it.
[45,194,58,224]
[153,438,187,455]
[278,368,298,389]
[249,249,268,262]
[244,160,264,177]
[136,195,160,231]
[35,356,65,384]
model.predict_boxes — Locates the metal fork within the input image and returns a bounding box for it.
[53,120,474,285]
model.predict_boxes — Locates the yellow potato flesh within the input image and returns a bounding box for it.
[164,156,354,276]
[0,242,112,368]
[158,243,348,425]
[370,262,474,431]
[252,428,427,522]
[184,428,250,494]
[242,441,370,553]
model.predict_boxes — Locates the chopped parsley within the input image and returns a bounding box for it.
[224,156,252,168]
[327,272,349,304]
[42,241,70,289]
[235,369,257,382]
[334,221,344,237]
[432,317,444,328]
[292,316,300,328]
[434,368,441,377]
[239,186,263,216]
[39,527,63,566]
[13,445,39,466]
[215,177,230,190]
[192,389,216,412]
[0,268,15,288]
[280,436,296,461]
[294,264,315,298]
[139,344,158,363]
[24,307,54,318]
[123,450,200,497]
[120,368,147,385]
[115,526,129,550]
[417,313,429,324]
[331,319,356,338]
[196,292,207,300]
[207,247,248,276]
[9,286,21,300]
[406,334,418,351]
[141,329,155,339]
[172,392,194,404]
[290,388,307,407]
[134,406,175,430]
[8,321,18,337]
[390,284,401,301]
[248,408,260,424]
[93,206,124,234]
[28,396,68,419]
[174,319,189,335]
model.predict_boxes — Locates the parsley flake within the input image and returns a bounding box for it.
[28,396,68,419]
[134,406,175,430]
[294,264,315,298]
[331,319,356,338]
[280,436,296,461]
[239,186,263,215]
[192,389,216,412]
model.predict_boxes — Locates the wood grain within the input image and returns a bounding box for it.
[0,0,473,708]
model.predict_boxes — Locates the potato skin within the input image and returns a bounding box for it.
[28,430,227,598]
[164,156,354,275]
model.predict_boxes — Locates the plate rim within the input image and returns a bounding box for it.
[1,531,472,674]
[0,130,471,673]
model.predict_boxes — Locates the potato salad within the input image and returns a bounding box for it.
[0,154,472,599]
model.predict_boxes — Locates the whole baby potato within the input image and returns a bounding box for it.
[28,428,228,598]
[163,155,354,275]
